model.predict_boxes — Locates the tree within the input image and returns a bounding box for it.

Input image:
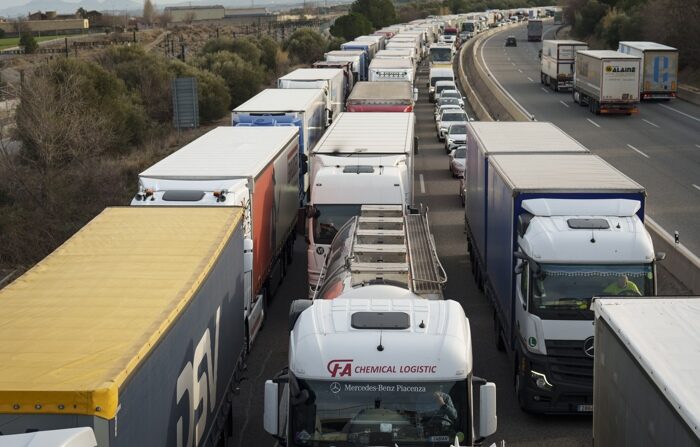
[330,13,373,41]
[350,0,397,28]
[76,7,88,18]
[19,33,38,54]
[257,36,280,73]
[283,28,327,65]
[169,60,230,122]
[0,29,5,39]
[143,0,156,25]
[192,51,265,108]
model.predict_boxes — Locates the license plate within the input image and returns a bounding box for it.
[577,404,593,412]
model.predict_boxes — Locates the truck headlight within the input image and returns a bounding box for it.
[530,370,553,391]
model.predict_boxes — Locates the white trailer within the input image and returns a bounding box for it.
[540,40,588,91]
[375,48,417,71]
[573,50,641,114]
[278,68,346,123]
[325,49,366,82]
[306,112,416,296]
[132,127,300,350]
[368,57,415,84]
[593,298,700,446]
[618,41,679,100]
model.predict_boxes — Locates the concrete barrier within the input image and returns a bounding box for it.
[678,84,700,106]
[646,218,700,294]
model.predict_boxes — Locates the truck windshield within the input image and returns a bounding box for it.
[530,264,654,314]
[313,204,362,245]
[430,48,452,62]
[290,379,470,446]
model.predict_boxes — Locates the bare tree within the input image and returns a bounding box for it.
[143,0,156,26]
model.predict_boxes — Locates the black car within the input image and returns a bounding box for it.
[505,36,517,47]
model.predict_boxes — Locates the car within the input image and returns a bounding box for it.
[434,80,458,102]
[436,110,468,141]
[448,145,466,178]
[434,97,462,116]
[434,103,462,120]
[445,123,467,153]
[505,36,517,47]
[438,90,465,108]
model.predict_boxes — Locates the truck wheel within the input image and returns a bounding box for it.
[540,73,545,84]
[514,362,529,411]
[494,312,506,352]
[572,91,579,104]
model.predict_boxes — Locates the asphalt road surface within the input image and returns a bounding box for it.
[478,21,700,256]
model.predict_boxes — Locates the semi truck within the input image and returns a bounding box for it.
[0,207,247,447]
[368,57,415,84]
[540,40,588,91]
[376,48,418,71]
[307,112,417,296]
[324,49,367,82]
[527,19,543,41]
[312,61,355,100]
[592,298,700,446]
[429,43,454,67]
[341,40,378,62]
[618,41,679,100]
[346,81,416,112]
[232,88,327,199]
[465,132,662,413]
[132,127,300,350]
[460,20,478,40]
[573,50,641,114]
[278,68,346,123]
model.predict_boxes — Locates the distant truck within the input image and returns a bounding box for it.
[368,57,415,84]
[573,50,641,114]
[429,42,454,67]
[593,298,700,446]
[465,122,662,413]
[312,60,355,99]
[346,81,416,112]
[540,40,588,91]
[324,49,367,82]
[460,20,478,40]
[278,68,346,123]
[527,19,543,41]
[306,112,416,296]
[0,207,247,446]
[618,41,678,100]
[132,127,300,350]
[232,88,328,199]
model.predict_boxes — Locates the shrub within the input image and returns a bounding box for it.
[283,28,328,65]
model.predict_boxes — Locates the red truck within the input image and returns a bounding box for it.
[346,81,416,112]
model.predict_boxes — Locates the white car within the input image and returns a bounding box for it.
[436,109,468,141]
[434,102,462,120]
[445,122,467,153]
[434,80,458,102]
[438,89,465,108]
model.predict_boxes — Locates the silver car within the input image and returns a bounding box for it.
[436,110,468,141]
[449,145,466,178]
[439,89,465,108]
[445,123,467,153]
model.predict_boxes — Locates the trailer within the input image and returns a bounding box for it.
[132,127,300,350]
[232,88,327,199]
[593,298,700,446]
[340,40,377,61]
[0,207,246,447]
[527,19,542,41]
[618,41,678,100]
[312,61,355,100]
[573,50,641,114]
[368,57,415,84]
[346,81,416,112]
[540,40,588,91]
[278,68,346,123]
[324,49,367,82]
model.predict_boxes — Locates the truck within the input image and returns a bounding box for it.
[592,298,700,446]
[278,68,346,124]
[368,57,415,84]
[540,40,588,91]
[442,26,458,44]
[132,127,300,350]
[312,60,355,99]
[341,40,378,61]
[232,88,327,199]
[464,124,662,413]
[0,428,97,447]
[324,49,367,82]
[573,50,641,114]
[347,81,416,113]
[376,48,418,70]
[306,112,417,296]
[618,41,679,100]
[0,207,247,446]
[460,20,478,40]
[429,43,454,67]
[263,210,498,445]
[527,19,543,41]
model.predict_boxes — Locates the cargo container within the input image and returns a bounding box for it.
[340,40,378,61]
[355,34,387,51]
[278,68,346,123]
[618,41,678,100]
[311,61,355,99]
[346,81,416,112]
[232,88,327,198]
[0,207,246,447]
[540,40,588,91]
[132,127,300,350]
[573,50,641,114]
[368,57,415,84]
[324,49,367,82]
[592,298,700,446]
[527,19,542,41]
[464,134,661,413]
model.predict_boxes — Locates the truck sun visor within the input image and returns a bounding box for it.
[351,311,410,330]
[567,218,610,230]
[162,190,206,202]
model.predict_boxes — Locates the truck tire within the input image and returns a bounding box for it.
[540,73,545,84]
[514,361,529,411]
[573,90,579,104]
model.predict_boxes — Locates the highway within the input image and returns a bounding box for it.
[232,59,688,447]
[476,21,700,257]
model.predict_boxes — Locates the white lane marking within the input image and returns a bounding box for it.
[541,87,549,93]
[627,144,650,158]
[693,184,700,192]
[695,144,700,149]
[659,103,700,122]
[511,62,516,66]
[587,118,601,128]
[527,77,534,82]
[642,118,660,128]
[517,69,522,73]
[420,174,426,193]
[559,100,570,108]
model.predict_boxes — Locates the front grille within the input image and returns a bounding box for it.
[545,339,593,387]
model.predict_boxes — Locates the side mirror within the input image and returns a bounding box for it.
[514,260,524,275]
[306,205,320,219]
[263,381,279,435]
[655,251,666,261]
[478,382,497,439]
[326,108,333,125]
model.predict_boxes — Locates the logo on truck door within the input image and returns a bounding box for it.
[176,307,221,447]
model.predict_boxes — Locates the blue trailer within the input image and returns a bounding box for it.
[341,40,377,63]
[232,88,328,205]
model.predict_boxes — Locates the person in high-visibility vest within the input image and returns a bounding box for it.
[603,275,641,296]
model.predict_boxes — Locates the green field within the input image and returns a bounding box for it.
[0,35,79,51]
